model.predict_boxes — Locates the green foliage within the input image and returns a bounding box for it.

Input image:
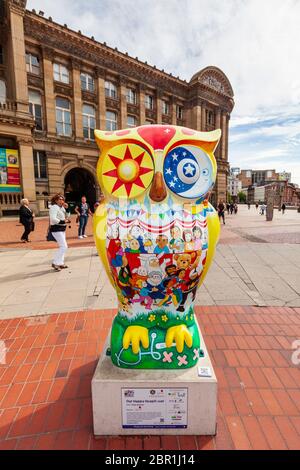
[238,191,247,203]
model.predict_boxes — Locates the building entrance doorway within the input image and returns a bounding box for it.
[64,167,97,212]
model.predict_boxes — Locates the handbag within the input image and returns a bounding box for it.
[46,226,56,242]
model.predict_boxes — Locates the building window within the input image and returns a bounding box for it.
[126,88,136,104]
[145,120,153,125]
[33,151,47,179]
[105,81,117,99]
[56,97,72,136]
[83,104,96,140]
[80,73,94,92]
[145,94,154,110]
[26,53,40,75]
[29,90,43,131]
[106,111,117,131]
[176,105,183,120]
[206,110,215,126]
[162,100,170,115]
[53,63,69,84]
[127,115,136,128]
[0,79,6,104]
[0,45,3,65]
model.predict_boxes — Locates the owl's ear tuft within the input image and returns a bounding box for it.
[94,129,113,152]
[199,129,222,153]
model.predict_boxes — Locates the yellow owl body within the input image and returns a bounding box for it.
[94,125,221,369]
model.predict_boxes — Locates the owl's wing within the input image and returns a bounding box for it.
[198,202,220,286]
[93,202,115,288]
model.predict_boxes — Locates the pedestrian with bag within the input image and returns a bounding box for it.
[19,198,35,243]
[75,196,92,239]
[49,194,70,271]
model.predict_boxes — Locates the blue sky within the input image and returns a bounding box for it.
[27,0,300,184]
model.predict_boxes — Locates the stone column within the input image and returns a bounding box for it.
[156,89,163,124]
[201,104,206,131]
[47,152,64,196]
[221,111,227,160]
[225,113,230,162]
[215,109,222,158]
[171,98,177,125]
[119,76,127,129]
[42,47,56,136]
[96,68,106,130]
[18,138,37,203]
[139,84,146,125]
[191,98,202,131]
[7,3,28,114]
[72,61,83,139]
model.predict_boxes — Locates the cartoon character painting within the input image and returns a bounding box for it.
[93,125,221,369]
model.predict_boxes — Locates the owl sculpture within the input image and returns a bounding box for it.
[94,125,221,369]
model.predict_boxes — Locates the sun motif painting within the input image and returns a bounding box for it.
[94,125,221,369]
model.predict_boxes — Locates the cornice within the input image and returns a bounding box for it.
[8,0,27,16]
[24,12,188,97]
[23,10,235,111]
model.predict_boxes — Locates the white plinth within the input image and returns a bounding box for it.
[92,326,217,436]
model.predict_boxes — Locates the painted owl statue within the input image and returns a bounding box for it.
[94,125,221,369]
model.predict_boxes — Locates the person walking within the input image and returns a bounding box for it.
[75,196,92,239]
[19,198,34,243]
[49,194,70,271]
[217,200,225,225]
[281,203,286,214]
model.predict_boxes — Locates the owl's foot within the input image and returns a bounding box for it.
[123,325,149,355]
[165,325,193,353]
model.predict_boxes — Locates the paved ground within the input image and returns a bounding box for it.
[0,215,94,250]
[1,243,300,320]
[1,205,300,320]
[0,206,299,450]
[0,305,299,450]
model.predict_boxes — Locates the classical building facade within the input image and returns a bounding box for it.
[0,0,234,215]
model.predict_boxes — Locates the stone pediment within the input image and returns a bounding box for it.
[190,66,234,98]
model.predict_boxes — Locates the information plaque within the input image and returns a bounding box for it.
[121,388,188,429]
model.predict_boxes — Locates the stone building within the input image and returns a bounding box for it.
[239,169,278,188]
[0,0,234,215]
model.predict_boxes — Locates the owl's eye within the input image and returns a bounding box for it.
[101,143,154,198]
[163,145,214,199]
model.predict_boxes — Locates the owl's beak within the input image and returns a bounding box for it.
[149,172,167,202]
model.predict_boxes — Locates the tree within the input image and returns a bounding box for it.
[238,191,247,203]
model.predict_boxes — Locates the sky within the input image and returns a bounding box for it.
[27,0,300,184]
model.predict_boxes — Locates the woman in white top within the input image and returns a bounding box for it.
[49,194,70,271]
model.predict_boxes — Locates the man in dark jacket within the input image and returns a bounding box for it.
[19,198,34,242]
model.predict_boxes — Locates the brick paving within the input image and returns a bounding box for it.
[0,215,94,250]
[0,305,300,450]
[1,205,300,250]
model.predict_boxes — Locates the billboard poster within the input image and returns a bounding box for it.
[0,149,21,193]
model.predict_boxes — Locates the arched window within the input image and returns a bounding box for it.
[105,81,117,99]
[80,73,94,92]
[0,79,6,104]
